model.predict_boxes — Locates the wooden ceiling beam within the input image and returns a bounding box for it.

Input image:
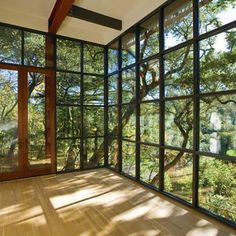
[48,0,75,34]
[68,6,122,31]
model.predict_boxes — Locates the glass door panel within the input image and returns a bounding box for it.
[28,72,50,167]
[0,69,19,173]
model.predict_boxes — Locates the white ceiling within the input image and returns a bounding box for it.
[0,0,166,45]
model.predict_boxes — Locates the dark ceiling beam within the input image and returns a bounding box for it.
[48,0,75,34]
[68,6,122,31]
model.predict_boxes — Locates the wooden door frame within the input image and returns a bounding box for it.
[0,63,56,181]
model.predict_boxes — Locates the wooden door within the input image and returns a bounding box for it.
[0,67,55,181]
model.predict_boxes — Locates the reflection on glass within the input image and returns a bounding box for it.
[140,60,159,101]
[108,41,119,73]
[83,138,104,168]
[57,38,81,72]
[200,30,236,93]
[164,45,193,97]
[84,75,104,105]
[56,106,81,138]
[140,13,159,59]
[164,0,193,49]
[0,26,21,64]
[122,68,136,103]
[200,95,236,157]
[84,106,104,137]
[24,32,45,67]
[108,106,118,137]
[199,156,236,221]
[108,139,119,169]
[57,139,80,171]
[140,102,159,144]
[122,32,136,67]
[140,145,159,187]
[28,73,48,166]
[199,0,236,34]
[108,75,118,105]
[122,105,135,141]
[56,72,81,104]
[84,44,104,74]
[122,141,135,177]
[165,99,193,149]
[0,70,18,173]
[164,150,193,202]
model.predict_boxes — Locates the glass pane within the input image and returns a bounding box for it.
[200,30,236,93]
[122,141,135,177]
[57,38,81,72]
[108,41,119,73]
[164,45,193,97]
[57,139,80,171]
[108,106,118,137]
[140,60,159,101]
[0,70,18,173]
[140,102,159,144]
[164,149,193,202]
[24,32,45,67]
[28,73,48,166]
[140,145,159,187]
[140,13,159,59]
[56,106,81,138]
[122,104,135,141]
[199,0,236,34]
[83,138,104,168]
[165,99,193,149]
[122,31,136,67]
[84,44,104,74]
[108,139,119,169]
[84,106,104,136]
[0,26,21,64]
[56,72,81,105]
[122,68,136,103]
[84,75,104,105]
[164,0,193,49]
[200,95,236,156]
[108,75,118,105]
[199,156,236,222]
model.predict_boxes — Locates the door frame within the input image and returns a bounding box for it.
[0,63,56,181]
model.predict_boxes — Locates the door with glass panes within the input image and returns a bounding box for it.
[0,68,55,181]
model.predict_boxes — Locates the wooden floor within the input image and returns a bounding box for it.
[0,169,235,236]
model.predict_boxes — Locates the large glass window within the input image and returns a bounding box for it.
[56,39,105,171]
[105,0,236,225]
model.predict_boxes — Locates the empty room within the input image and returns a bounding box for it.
[0,0,235,235]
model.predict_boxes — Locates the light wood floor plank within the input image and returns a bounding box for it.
[0,169,235,236]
